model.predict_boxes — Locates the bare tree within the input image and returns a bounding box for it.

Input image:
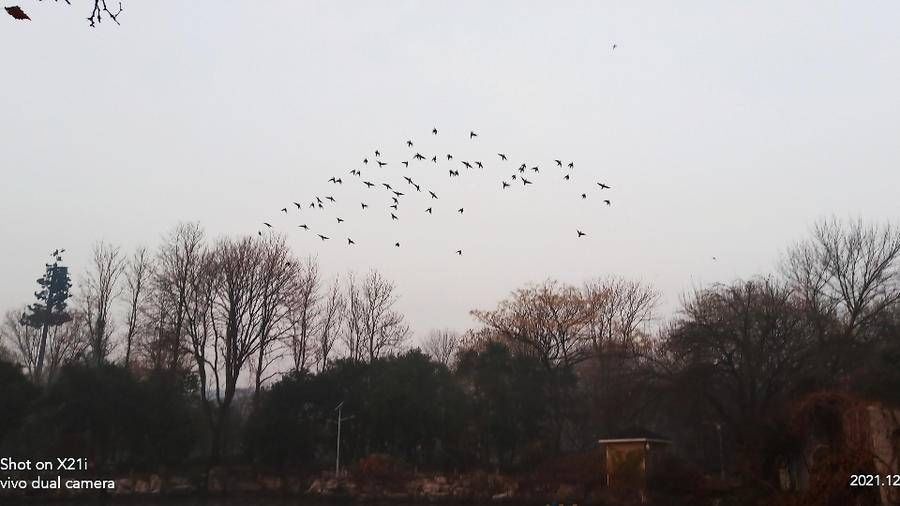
[783,217,900,339]
[154,223,206,371]
[286,256,322,372]
[472,279,592,371]
[343,272,364,362]
[251,236,297,401]
[582,276,659,352]
[423,328,459,367]
[122,246,153,368]
[356,269,409,362]
[1,307,86,381]
[80,241,126,366]
[315,276,345,372]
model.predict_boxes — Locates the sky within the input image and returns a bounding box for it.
[2,1,899,344]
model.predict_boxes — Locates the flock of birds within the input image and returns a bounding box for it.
[258,128,614,256]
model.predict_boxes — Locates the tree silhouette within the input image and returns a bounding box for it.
[20,251,72,382]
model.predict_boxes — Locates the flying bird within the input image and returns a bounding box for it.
[318,234,329,241]
[426,207,433,214]
[329,177,336,183]
[336,217,344,223]
[597,183,611,189]
[376,161,387,167]
[263,222,273,228]
[470,131,477,138]
[475,161,483,169]
[456,250,462,255]
[390,204,398,210]
[555,160,562,167]
[4,6,29,20]
[612,43,617,51]
[293,202,302,209]
[402,161,409,167]
[604,200,611,206]
[348,238,355,245]
[393,191,404,197]
[375,150,381,157]
[258,231,262,236]
[363,181,375,188]
[462,161,473,169]
[326,196,336,203]
[564,174,570,180]
[531,166,539,173]
[383,183,392,190]
[407,140,413,147]
[498,153,508,160]
[281,208,288,213]
[363,158,368,164]
[395,242,400,247]
[299,224,309,230]
[432,127,438,135]
[431,156,437,163]
[391,213,399,221]
[568,162,574,169]
[457,208,464,214]
[577,230,586,237]
[414,184,421,192]
[522,178,532,185]
[447,154,453,161]
[414,153,425,160]
[581,193,587,199]
[502,181,510,189]
[429,191,438,199]
[449,170,459,177]
[361,202,369,209]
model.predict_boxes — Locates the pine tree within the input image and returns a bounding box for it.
[21,250,72,381]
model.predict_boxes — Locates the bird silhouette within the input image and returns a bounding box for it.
[603,200,611,206]
[475,161,483,169]
[392,197,399,204]
[258,231,262,236]
[393,191,404,197]
[293,202,302,209]
[281,208,288,213]
[502,181,510,189]
[449,170,459,177]
[383,183,392,190]
[391,213,399,220]
[457,208,464,214]
[568,162,574,169]
[462,161,473,169]
[470,131,477,138]
[395,242,401,247]
[363,158,368,164]
[402,161,409,167]
[364,181,375,188]
[361,202,369,209]
[597,183,611,189]
[376,161,387,167]
[316,197,323,204]
[522,178,532,185]
[432,127,438,135]
[329,177,336,183]
[390,204,398,210]
[431,156,437,163]
[564,174,570,180]
[263,222,273,228]
[326,196,336,203]
[375,150,381,157]
[336,217,344,223]
[348,238,356,245]
[447,154,453,161]
[429,191,438,199]
[318,234,329,241]
[4,6,29,19]
[518,167,526,174]
[299,224,309,230]
[555,160,562,167]
[581,193,587,199]
[414,153,425,161]
[498,153,508,160]
[414,184,421,192]
[612,43,617,51]
[511,174,517,180]
[456,250,462,255]
[403,176,413,184]
[426,207,433,214]
[577,230,586,237]
[407,140,413,147]
[309,203,315,208]
[531,167,539,173]
[336,178,343,184]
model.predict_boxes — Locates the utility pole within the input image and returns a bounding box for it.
[334,402,355,477]
[715,422,725,480]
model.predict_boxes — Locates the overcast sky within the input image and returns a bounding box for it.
[2,1,899,343]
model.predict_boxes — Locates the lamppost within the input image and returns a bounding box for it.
[334,402,355,477]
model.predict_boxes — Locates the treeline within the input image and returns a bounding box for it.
[1,217,899,492]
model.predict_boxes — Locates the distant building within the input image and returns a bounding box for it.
[597,428,672,493]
